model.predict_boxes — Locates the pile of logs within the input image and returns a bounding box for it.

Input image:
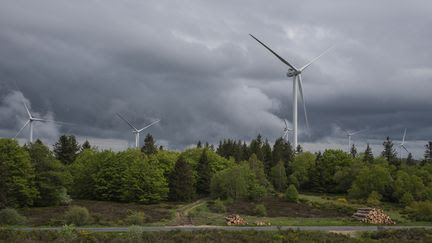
[352,208,395,225]
[225,214,246,225]
[255,221,271,226]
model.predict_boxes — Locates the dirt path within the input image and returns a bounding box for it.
[174,199,206,225]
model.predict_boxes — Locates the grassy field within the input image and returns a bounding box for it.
[9,194,432,227]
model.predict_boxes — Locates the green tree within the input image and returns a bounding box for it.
[270,160,287,192]
[169,157,196,201]
[382,137,398,166]
[27,140,71,206]
[272,138,294,178]
[393,170,426,202]
[423,141,432,164]
[141,134,157,155]
[285,184,299,202]
[350,144,357,158]
[296,144,303,153]
[53,135,80,165]
[249,134,263,161]
[197,149,212,195]
[363,143,374,163]
[196,141,202,148]
[349,164,393,200]
[288,152,316,190]
[0,139,38,207]
[406,153,415,166]
[80,140,91,151]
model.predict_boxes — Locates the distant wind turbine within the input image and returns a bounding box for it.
[282,119,292,142]
[398,128,409,158]
[117,113,160,148]
[250,34,333,149]
[341,128,367,152]
[15,97,65,143]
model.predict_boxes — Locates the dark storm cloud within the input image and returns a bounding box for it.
[0,0,432,157]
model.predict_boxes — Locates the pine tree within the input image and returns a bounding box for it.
[270,160,287,192]
[350,144,357,158]
[141,134,157,155]
[424,141,432,164]
[197,149,211,195]
[168,157,195,201]
[53,135,80,165]
[363,143,374,163]
[296,144,303,153]
[196,141,202,148]
[261,139,273,176]
[382,137,398,166]
[406,153,415,166]
[249,134,263,161]
[81,140,91,151]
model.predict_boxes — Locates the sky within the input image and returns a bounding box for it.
[0,0,431,158]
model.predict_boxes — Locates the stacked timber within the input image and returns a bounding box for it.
[225,214,246,225]
[352,208,395,224]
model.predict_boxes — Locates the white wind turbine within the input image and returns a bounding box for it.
[15,98,64,143]
[250,34,333,149]
[282,119,292,142]
[117,113,160,148]
[341,128,367,152]
[398,128,409,158]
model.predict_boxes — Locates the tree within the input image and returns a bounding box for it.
[270,160,287,192]
[142,134,157,155]
[169,157,196,201]
[27,140,71,206]
[80,140,91,151]
[272,138,294,177]
[0,139,38,208]
[296,144,303,153]
[285,184,299,202]
[249,134,263,161]
[406,153,415,166]
[197,149,212,195]
[349,164,393,200]
[424,142,432,164]
[53,135,80,165]
[382,137,398,166]
[247,154,270,188]
[196,141,202,148]
[350,144,357,158]
[288,152,316,190]
[363,143,374,163]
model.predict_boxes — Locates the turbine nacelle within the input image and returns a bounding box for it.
[286,68,300,77]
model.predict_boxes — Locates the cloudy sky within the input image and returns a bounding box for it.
[0,0,431,158]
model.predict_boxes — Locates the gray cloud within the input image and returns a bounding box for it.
[0,0,431,158]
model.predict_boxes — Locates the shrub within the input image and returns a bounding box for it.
[125,211,147,225]
[64,206,90,226]
[336,198,348,204]
[407,201,432,221]
[0,208,27,225]
[285,184,299,203]
[401,192,414,206]
[212,199,226,213]
[127,225,144,241]
[367,191,381,206]
[58,224,77,242]
[254,204,267,217]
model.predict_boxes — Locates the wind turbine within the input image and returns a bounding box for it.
[116,113,160,148]
[15,98,64,143]
[341,128,367,152]
[398,128,409,158]
[282,119,292,142]
[250,34,333,150]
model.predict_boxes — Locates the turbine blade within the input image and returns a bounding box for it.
[402,128,407,143]
[351,128,368,136]
[402,145,409,153]
[284,119,288,128]
[297,74,309,130]
[138,119,160,132]
[300,45,334,71]
[249,34,298,70]
[116,113,138,131]
[20,97,32,119]
[34,118,73,126]
[15,120,30,138]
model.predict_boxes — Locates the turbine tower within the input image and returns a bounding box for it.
[342,128,367,152]
[250,34,332,149]
[15,98,63,143]
[282,119,292,142]
[398,128,409,158]
[117,113,160,148]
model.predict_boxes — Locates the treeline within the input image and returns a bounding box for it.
[1,134,432,209]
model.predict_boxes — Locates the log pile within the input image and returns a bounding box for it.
[255,221,271,226]
[225,214,246,225]
[352,208,395,224]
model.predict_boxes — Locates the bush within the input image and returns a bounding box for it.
[401,192,414,206]
[212,199,226,213]
[285,184,299,203]
[58,224,77,242]
[0,208,27,225]
[125,211,147,225]
[127,225,144,242]
[407,201,432,221]
[254,204,267,217]
[64,206,90,226]
[336,198,348,204]
[366,191,381,206]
